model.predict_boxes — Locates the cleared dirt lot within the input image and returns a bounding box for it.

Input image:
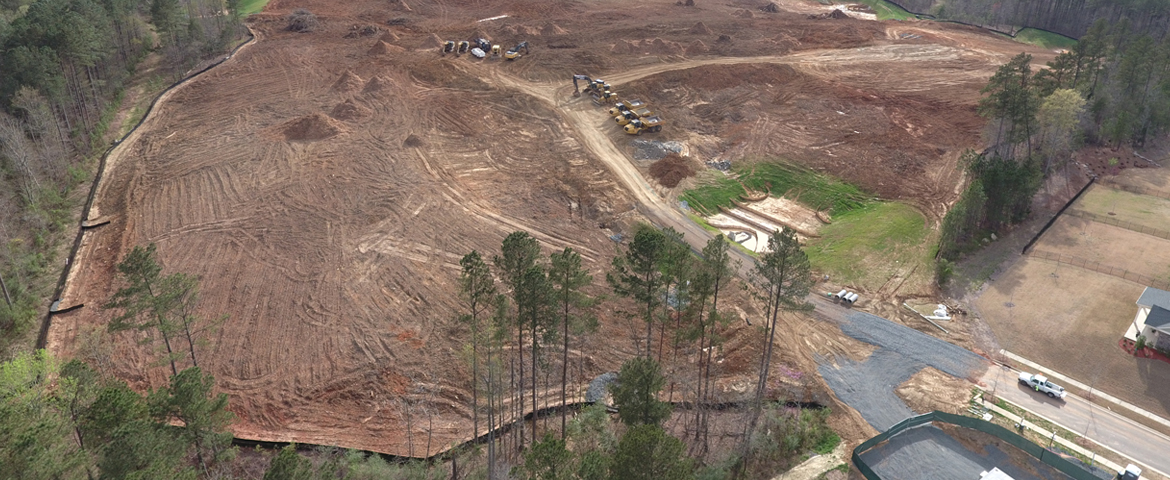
[975,256,1170,419]
[46,0,1060,456]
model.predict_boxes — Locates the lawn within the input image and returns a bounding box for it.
[1072,184,1170,234]
[236,0,271,17]
[1012,28,1077,50]
[804,202,934,292]
[681,161,870,216]
[855,0,917,20]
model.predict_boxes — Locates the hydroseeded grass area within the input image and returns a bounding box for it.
[855,0,917,20]
[805,202,935,291]
[681,162,871,216]
[1013,28,1077,50]
[236,0,272,16]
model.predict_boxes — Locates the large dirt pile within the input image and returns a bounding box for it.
[329,99,372,121]
[689,21,713,35]
[369,41,405,55]
[686,40,710,55]
[649,153,696,188]
[380,31,400,42]
[541,23,568,35]
[420,33,442,49]
[362,75,397,93]
[331,70,364,93]
[280,113,347,141]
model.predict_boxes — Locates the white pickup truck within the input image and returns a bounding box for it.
[1018,372,1067,399]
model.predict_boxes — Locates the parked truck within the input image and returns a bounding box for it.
[1018,372,1067,399]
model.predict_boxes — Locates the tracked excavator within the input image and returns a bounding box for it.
[458,41,470,55]
[442,41,456,55]
[505,41,529,60]
[572,75,592,97]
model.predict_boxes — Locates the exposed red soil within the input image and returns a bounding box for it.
[45,0,1059,458]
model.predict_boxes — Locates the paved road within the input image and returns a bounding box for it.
[982,365,1170,477]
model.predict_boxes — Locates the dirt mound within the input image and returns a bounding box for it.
[650,38,684,55]
[392,0,411,11]
[380,31,400,42]
[733,8,754,18]
[685,40,709,55]
[759,2,781,12]
[329,99,372,121]
[689,21,713,35]
[403,134,422,147]
[368,41,405,55]
[362,75,397,93]
[810,9,851,19]
[541,23,567,35]
[331,70,364,93]
[649,153,696,188]
[279,113,347,141]
[716,34,733,43]
[420,33,443,49]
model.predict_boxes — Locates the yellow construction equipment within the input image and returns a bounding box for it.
[624,116,664,135]
[457,41,470,54]
[442,41,456,55]
[491,44,501,56]
[504,41,529,60]
[609,99,647,117]
[615,107,654,126]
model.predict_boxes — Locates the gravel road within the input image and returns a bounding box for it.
[818,310,988,431]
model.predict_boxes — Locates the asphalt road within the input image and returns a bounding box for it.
[982,364,1170,477]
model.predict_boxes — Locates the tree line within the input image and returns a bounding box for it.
[939,18,1170,265]
[0,0,244,351]
[896,0,1170,40]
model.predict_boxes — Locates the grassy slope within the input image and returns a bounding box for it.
[681,162,869,216]
[855,0,917,20]
[1013,28,1077,50]
[805,202,934,291]
[236,0,271,17]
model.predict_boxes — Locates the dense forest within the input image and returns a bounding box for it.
[939,18,1170,268]
[0,0,244,350]
[892,0,1170,39]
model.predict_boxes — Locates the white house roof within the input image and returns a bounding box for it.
[1137,286,1170,309]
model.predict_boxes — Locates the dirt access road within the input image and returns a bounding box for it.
[983,364,1170,477]
[45,0,1060,456]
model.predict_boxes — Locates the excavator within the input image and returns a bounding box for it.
[504,41,529,60]
[572,75,592,97]
[624,116,663,135]
[457,41,470,55]
[442,41,456,55]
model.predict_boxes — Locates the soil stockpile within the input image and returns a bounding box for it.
[649,153,696,188]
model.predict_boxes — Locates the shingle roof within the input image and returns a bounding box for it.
[1137,287,1170,309]
[1146,305,1170,331]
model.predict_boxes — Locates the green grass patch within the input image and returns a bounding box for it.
[854,0,917,20]
[681,161,870,216]
[1012,28,1077,50]
[805,202,934,290]
[812,431,841,455]
[236,0,271,17]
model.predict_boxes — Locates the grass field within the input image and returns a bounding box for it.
[805,202,934,292]
[1012,28,1077,50]
[855,0,917,20]
[236,0,271,17]
[681,161,870,216]
[1073,184,1170,233]
[974,256,1170,419]
[1034,215,1170,284]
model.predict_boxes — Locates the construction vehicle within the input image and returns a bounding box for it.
[475,38,492,51]
[1018,372,1067,399]
[471,47,486,59]
[491,44,501,56]
[624,116,663,135]
[504,41,529,60]
[572,75,592,97]
[608,99,648,117]
[443,41,456,54]
[457,41,470,55]
[593,89,619,105]
[615,107,654,126]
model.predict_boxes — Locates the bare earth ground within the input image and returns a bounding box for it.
[45,0,1061,456]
